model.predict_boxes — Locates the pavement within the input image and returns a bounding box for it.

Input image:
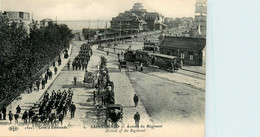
[182,66,206,75]
[4,43,73,116]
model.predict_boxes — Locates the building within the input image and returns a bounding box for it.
[110,11,147,36]
[40,18,54,27]
[110,3,166,35]
[2,11,31,33]
[192,0,207,38]
[130,2,147,17]
[159,36,206,66]
[144,12,166,30]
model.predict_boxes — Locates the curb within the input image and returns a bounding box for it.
[181,68,205,75]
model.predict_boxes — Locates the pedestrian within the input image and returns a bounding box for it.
[93,91,96,104]
[14,113,19,124]
[140,63,143,72]
[133,94,139,107]
[53,61,56,67]
[107,51,109,56]
[8,111,13,123]
[114,47,116,52]
[117,53,120,59]
[54,66,58,74]
[74,76,77,85]
[72,61,75,70]
[0,111,2,120]
[36,79,40,91]
[29,82,33,93]
[41,79,45,89]
[70,102,76,119]
[58,113,64,125]
[67,61,70,70]
[2,105,6,120]
[16,105,21,114]
[44,73,48,84]
[135,64,138,71]
[58,57,62,66]
[22,110,28,123]
[134,112,140,127]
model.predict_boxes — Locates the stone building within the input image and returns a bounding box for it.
[2,11,31,33]
[159,36,206,66]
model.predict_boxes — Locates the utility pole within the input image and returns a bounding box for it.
[88,19,90,40]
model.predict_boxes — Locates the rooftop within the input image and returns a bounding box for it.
[159,36,206,51]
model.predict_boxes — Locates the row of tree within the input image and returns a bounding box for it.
[0,16,74,103]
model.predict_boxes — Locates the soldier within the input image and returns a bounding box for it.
[16,105,21,114]
[8,111,13,123]
[134,112,140,127]
[70,102,76,119]
[58,113,64,125]
[22,110,28,123]
[28,108,34,123]
[133,94,139,107]
[14,113,19,124]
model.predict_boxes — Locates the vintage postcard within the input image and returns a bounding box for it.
[0,0,206,136]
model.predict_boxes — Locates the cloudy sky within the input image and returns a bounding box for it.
[1,0,198,20]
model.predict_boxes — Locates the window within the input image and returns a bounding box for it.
[181,53,185,59]
[190,55,194,61]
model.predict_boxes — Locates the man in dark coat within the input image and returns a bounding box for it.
[22,110,28,123]
[16,105,21,114]
[8,111,13,123]
[93,91,96,104]
[133,94,139,107]
[134,112,140,127]
[41,79,45,89]
[70,102,76,119]
[54,66,58,74]
[59,114,64,125]
[28,108,34,123]
[36,80,40,91]
[14,113,19,124]
[58,57,62,66]
[2,105,6,120]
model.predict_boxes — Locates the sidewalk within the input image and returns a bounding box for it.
[181,66,206,75]
[6,44,73,114]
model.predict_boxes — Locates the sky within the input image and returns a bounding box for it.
[1,0,198,20]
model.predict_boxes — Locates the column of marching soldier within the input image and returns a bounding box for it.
[1,88,77,127]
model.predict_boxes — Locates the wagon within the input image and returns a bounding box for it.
[105,104,123,126]
[83,72,96,87]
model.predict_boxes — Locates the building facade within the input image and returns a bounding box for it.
[110,3,166,35]
[159,36,206,66]
[2,11,31,33]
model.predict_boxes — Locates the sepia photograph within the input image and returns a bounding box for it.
[0,0,206,136]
